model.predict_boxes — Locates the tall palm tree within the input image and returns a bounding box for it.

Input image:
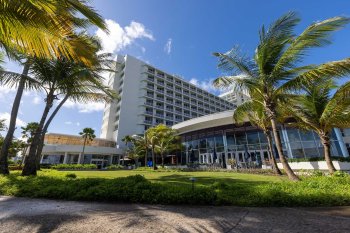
[79,128,96,163]
[0,0,108,175]
[233,100,282,175]
[283,80,350,174]
[213,12,350,180]
[22,53,116,176]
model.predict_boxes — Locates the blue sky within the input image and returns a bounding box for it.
[1,0,350,138]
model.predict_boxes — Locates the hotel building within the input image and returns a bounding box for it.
[100,55,235,148]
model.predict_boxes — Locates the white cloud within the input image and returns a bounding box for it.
[76,122,80,127]
[96,19,154,54]
[32,96,41,105]
[0,86,15,101]
[189,78,218,93]
[63,100,105,113]
[0,112,26,128]
[64,121,73,125]
[164,38,172,55]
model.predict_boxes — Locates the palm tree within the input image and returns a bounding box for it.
[154,125,179,167]
[146,127,159,170]
[213,12,350,180]
[0,0,108,175]
[131,134,149,167]
[79,128,96,163]
[0,0,107,62]
[233,100,282,175]
[21,53,116,176]
[283,80,350,174]
[125,144,145,168]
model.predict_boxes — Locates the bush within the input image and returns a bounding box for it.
[333,171,349,177]
[65,173,77,179]
[106,164,124,170]
[8,165,22,171]
[51,164,97,170]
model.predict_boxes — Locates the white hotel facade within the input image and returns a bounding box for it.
[100,55,235,148]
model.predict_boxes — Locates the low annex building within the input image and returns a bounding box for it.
[40,133,122,168]
[172,110,350,169]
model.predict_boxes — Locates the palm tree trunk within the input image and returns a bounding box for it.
[22,90,55,176]
[35,95,69,160]
[81,136,87,162]
[319,132,336,174]
[152,147,157,170]
[161,152,164,167]
[265,131,282,175]
[144,149,148,167]
[270,117,299,181]
[0,62,30,175]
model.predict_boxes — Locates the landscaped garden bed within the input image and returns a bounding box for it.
[51,164,98,170]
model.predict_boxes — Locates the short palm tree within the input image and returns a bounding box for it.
[79,128,96,162]
[125,143,145,168]
[146,127,160,170]
[154,125,179,167]
[284,80,350,174]
[213,12,350,180]
[130,134,149,167]
[233,100,282,175]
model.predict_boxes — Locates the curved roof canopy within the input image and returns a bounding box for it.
[172,110,235,134]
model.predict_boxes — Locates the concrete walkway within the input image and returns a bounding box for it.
[0,196,350,233]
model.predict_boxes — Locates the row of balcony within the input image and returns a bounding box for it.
[144,79,229,105]
[144,86,233,108]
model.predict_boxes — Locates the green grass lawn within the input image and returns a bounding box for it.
[1,169,350,206]
[55,170,285,187]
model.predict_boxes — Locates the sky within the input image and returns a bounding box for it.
[1,0,350,138]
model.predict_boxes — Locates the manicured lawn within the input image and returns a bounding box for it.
[1,169,350,207]
[55,169,285,186]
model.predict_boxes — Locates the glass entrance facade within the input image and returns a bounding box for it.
[179,124,348,168]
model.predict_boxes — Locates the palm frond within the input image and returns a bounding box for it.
[273,16,350,75]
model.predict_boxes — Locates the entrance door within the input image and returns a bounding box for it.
[91,159,106,169]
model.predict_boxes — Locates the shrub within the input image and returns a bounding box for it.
[106,164,124,170]
[51,164,97,170]
[333,171,349,177]
[65,173,77,179]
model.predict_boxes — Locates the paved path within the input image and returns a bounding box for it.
[1,196,350,233]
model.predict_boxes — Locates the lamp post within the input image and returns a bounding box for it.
[189,177,196,191]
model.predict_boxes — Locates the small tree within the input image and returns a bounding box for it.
[79,128,96,163]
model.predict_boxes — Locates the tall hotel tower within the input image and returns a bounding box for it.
[100,55,235,148]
